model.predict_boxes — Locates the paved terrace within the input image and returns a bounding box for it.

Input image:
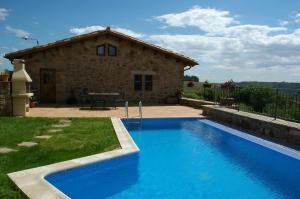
[27,105,203,118]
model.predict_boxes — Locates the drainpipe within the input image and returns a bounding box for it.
[184,66,192,71]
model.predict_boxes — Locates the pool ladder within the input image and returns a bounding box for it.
[125,101,143,126]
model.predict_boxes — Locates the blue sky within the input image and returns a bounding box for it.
[1,0,300,82]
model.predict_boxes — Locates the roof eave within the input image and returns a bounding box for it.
[4,28,199,66]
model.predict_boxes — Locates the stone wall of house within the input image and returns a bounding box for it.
[23,34,186,104]
[0,81,12,115]
[202,105,300,147]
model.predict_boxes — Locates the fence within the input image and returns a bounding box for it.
[201,85,300,123]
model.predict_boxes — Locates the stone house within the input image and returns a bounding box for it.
[4,27,198,104]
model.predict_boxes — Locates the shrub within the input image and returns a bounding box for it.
[221,79,235,90]
[187,81,194,87]
[239,85,274,113]
[203,80,211,88]
[184,75,199,82]
[203,87,214,101]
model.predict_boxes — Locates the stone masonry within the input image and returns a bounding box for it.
[20,34,187,104]
[202,105,300,148]
[0,81,12,115]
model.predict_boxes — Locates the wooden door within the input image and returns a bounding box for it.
[40,69,56,103]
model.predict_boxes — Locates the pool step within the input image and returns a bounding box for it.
[127,119,143,128]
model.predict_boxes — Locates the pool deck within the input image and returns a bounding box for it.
[8,118,140,199]
[27,105,203,118]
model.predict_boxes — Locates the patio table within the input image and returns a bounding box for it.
[88,92,119,109]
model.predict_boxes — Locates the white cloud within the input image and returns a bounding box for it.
[295,13,300,23]
[0,8,8,20]
[5,26,30,38]
[154,6,238,33]
[113,27,145,38]
[70,25,106,35]
[279,20,289,26]
[151,7,300,82]
[70,26,145,38]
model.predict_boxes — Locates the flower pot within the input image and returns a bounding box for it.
[0,74,9,81]
[30,101,37,108]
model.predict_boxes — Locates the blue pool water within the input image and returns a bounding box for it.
[46,118,300,199]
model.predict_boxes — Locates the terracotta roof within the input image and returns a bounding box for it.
[4,27,198,66]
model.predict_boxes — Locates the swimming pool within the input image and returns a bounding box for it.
[45,118,300,199]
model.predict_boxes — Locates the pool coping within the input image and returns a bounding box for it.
[7,117,139,199]
[200,119,300,160]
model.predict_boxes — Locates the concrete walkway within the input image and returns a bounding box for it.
[28,105,203,118]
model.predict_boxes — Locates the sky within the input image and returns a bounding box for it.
[1,0,300,83]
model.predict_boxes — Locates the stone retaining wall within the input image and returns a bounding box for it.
[180,97,214,109]
[202,105,300,147]
[0,81,12,116]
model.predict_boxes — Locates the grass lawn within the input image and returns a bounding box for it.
[183,81,204,99]
[0,117,120,198]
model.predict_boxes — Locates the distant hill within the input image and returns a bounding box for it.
[236,81,300,96]
[237,81,300,90]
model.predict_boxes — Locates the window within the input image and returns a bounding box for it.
[97,45,105,56]
[108,45,117,56]
[134,75,142,90]
[145,75,153,91]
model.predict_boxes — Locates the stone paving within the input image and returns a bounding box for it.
[35,135,52,139]
[52,123,71,128]
[59,119,71,123]
[48,129,63,133]
[17,141,38,147]
[27,105,203,118]
[0,147,17,154]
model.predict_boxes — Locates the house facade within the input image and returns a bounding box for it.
[4,27,198,104]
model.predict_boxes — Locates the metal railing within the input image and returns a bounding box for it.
[124,101,143,124]
[201,85,300,123]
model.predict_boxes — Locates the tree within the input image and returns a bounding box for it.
[184,75,199,82]
[239,85,274,113]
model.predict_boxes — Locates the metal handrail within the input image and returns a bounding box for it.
[125,101,129,118]
[139,101,143,120]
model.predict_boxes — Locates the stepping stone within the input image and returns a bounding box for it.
[35,135,52,139]
[59,119,71,123]
[48,129,63,133]
[52,123,71,128]
[0,147,17,154]
[17,142,38,147]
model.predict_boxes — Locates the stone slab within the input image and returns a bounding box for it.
[48,129,63,133]
[0,147,17,154]
[35,135,52,139]
[17,142,38,147]
[52,123,71,128]
[59,119,71,123]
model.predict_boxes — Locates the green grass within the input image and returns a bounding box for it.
[0,117,120,198]
[182,81,204,100]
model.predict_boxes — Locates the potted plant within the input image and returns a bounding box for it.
[187,81,194,87]
[0,72,9,81]
[221,79,235,89]
[30,96,38,108]
[203,80,211,88]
